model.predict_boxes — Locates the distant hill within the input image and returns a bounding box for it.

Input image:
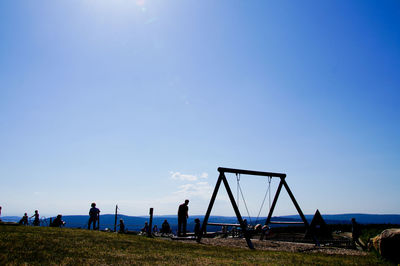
[3,213,399,231]
[283,213,400,225]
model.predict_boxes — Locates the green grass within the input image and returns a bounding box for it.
[0,225,389,265]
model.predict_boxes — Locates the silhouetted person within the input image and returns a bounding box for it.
[161,219,171,235]
[19,213,29,225]
[119,219,125,233]
[177,199,189,237]
[31,210,40,226]
[141,222,149,234]
[0,206,2,221]
[153,225,159,233]
[221,225,228,237]
[351,218,364,249]
[194,218,201,239]
[88,202,100,230]
[51,215,65,227]
[243,219,248,228]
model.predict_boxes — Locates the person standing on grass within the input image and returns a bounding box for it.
[88,202,100,230]
[0,206,2,221]
[177,199,189,237]
[31,210,40,226]
[119,219,125,233]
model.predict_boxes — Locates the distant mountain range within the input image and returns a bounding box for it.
[2,213,399,232]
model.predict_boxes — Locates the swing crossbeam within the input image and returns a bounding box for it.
[218,167,286,178]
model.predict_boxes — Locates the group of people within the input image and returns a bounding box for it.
[16,210,66,227]
[18,210,40,226]
[139,219,173,236]
[1,202,365,248]
[169,199,201,238]
[137,199,201,238]
[137,199,191,236]
[177,199,201,238]
[7,199,200,237]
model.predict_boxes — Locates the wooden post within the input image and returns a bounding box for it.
[221,173,254,249]
[148,208,154,237]
[265,180,284,225]
[282,180,309,227]
[114,204,118,232]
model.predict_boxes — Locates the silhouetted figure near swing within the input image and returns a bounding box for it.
[19,213,29,225]
[351,218,364,249]
[177,199,189,236]
[194,218,201,239]
[88,203,100,230]
[141,222,149,234]
[51,215,66,227]
[119,219,125,233]
[153,225,159,234]
[161,219,171,235]
[31,210,40,226]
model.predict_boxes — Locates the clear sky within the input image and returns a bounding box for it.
[1,0,399,218]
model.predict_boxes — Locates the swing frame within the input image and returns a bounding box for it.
[197,167,310,249]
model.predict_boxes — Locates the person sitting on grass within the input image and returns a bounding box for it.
[160,219,171,235]
[51,215,66,227]
[153,225,159,234]
[19,213,29,225]
[141,222,149,235]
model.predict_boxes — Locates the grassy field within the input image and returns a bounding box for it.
[0,225,389,265]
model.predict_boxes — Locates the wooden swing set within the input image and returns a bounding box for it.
[197,167,310,249]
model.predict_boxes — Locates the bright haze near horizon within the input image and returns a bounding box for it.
[1,0,399,218]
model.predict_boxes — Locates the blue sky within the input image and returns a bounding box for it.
[1,0,399,218]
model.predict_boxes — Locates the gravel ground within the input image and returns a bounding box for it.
[185,238,368,256]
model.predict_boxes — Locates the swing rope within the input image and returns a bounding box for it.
[235,174,273,226]
[269,176,272,210]
[255,176,272,224]
[237,179,253,225]
[236,173,240,209]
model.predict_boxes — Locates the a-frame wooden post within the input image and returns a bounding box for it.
[197,172,254,249]
[265,177,309,228]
